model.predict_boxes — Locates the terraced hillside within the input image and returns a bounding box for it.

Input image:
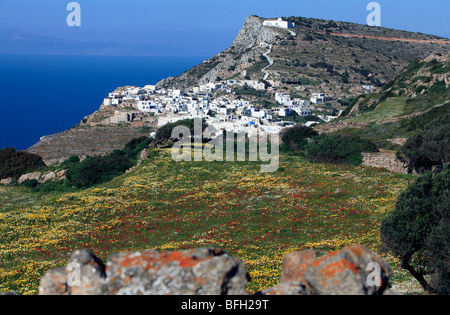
[314,53,450,150]
[27,125,152,165]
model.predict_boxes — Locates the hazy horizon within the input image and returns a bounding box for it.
[0,0,449,57]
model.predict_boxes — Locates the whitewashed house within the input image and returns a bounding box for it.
[104,97,113,106]
[244,80,266,90]
[291,105,312,116]
[251,109,270,119]
[263,18,295,29]
[276,108,292,117]
[217,106,231,115]
[111,95,124,105]
[137,101,161,114]
[310,93,334,104]
[275,93,292,105]
[144,85,157,92]
[171,89,184,97]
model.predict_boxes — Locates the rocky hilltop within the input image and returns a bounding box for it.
[158,15,450,93]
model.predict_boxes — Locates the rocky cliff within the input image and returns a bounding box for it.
[157,16,283,89]
[157,15,450,91]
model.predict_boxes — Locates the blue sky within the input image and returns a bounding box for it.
[0,0,449,56]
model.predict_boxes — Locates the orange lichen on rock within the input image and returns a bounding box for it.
[320,259,360,280]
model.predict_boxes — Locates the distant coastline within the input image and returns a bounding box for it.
[0,28,199,57]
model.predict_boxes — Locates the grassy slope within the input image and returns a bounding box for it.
[333,55,450,150]
[345,97,408,123]
[0,149,423,295]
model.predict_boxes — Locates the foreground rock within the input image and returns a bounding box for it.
[39,248,249,295]
[304,245,392,295]
[38,245,395,295]
[260,245,393,295]
[107,248,249,295]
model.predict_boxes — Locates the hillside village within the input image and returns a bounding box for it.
[99,78,355,136]
[96,16,394,136]
[103,80,312,133]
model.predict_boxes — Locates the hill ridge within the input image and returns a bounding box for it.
[157,15,450,91]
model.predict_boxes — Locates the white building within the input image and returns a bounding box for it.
[275,93,296,106]
[171,89,184,97]
[251,109,270,119]
[157,116,191,127]
[144,85,157,92]
[276,108,292,117]
[263,18,295,29]
[104,97,113,106]
[137,101,161,114]
[244,80,266,90]
[310,93,334,104]
[291,105,312,116]
[217,106,231,115]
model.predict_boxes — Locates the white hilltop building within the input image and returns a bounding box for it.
[263,18,295,29]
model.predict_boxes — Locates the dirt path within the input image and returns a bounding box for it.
[261,44,273,80]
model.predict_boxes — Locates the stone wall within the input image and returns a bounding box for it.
[313,121,369,134]
[36,245,398,296]
[0,170,68,186]
[362,152,410,174]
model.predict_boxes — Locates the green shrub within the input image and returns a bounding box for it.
[300,77,320,85]
[60,155,80,167]
[310,62,334,71]
[305,134,377,165]
[22,179,39,188]
[123,136,152,161]
[67,150,133,189]
[401,102,450,132]
[0,148,46,179]
[397,112,450,173]
[414,85,427,94]
[31,180,75,193]
[235,86,268,98]
[155,118,208,145]
[381,165,450,294]
[428,81,447,95]
[280,126,318,152]
[429,61,450,74]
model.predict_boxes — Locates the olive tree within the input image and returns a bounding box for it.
[381,165,450,294]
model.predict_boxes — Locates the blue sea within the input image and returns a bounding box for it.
[0,54,205,150]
